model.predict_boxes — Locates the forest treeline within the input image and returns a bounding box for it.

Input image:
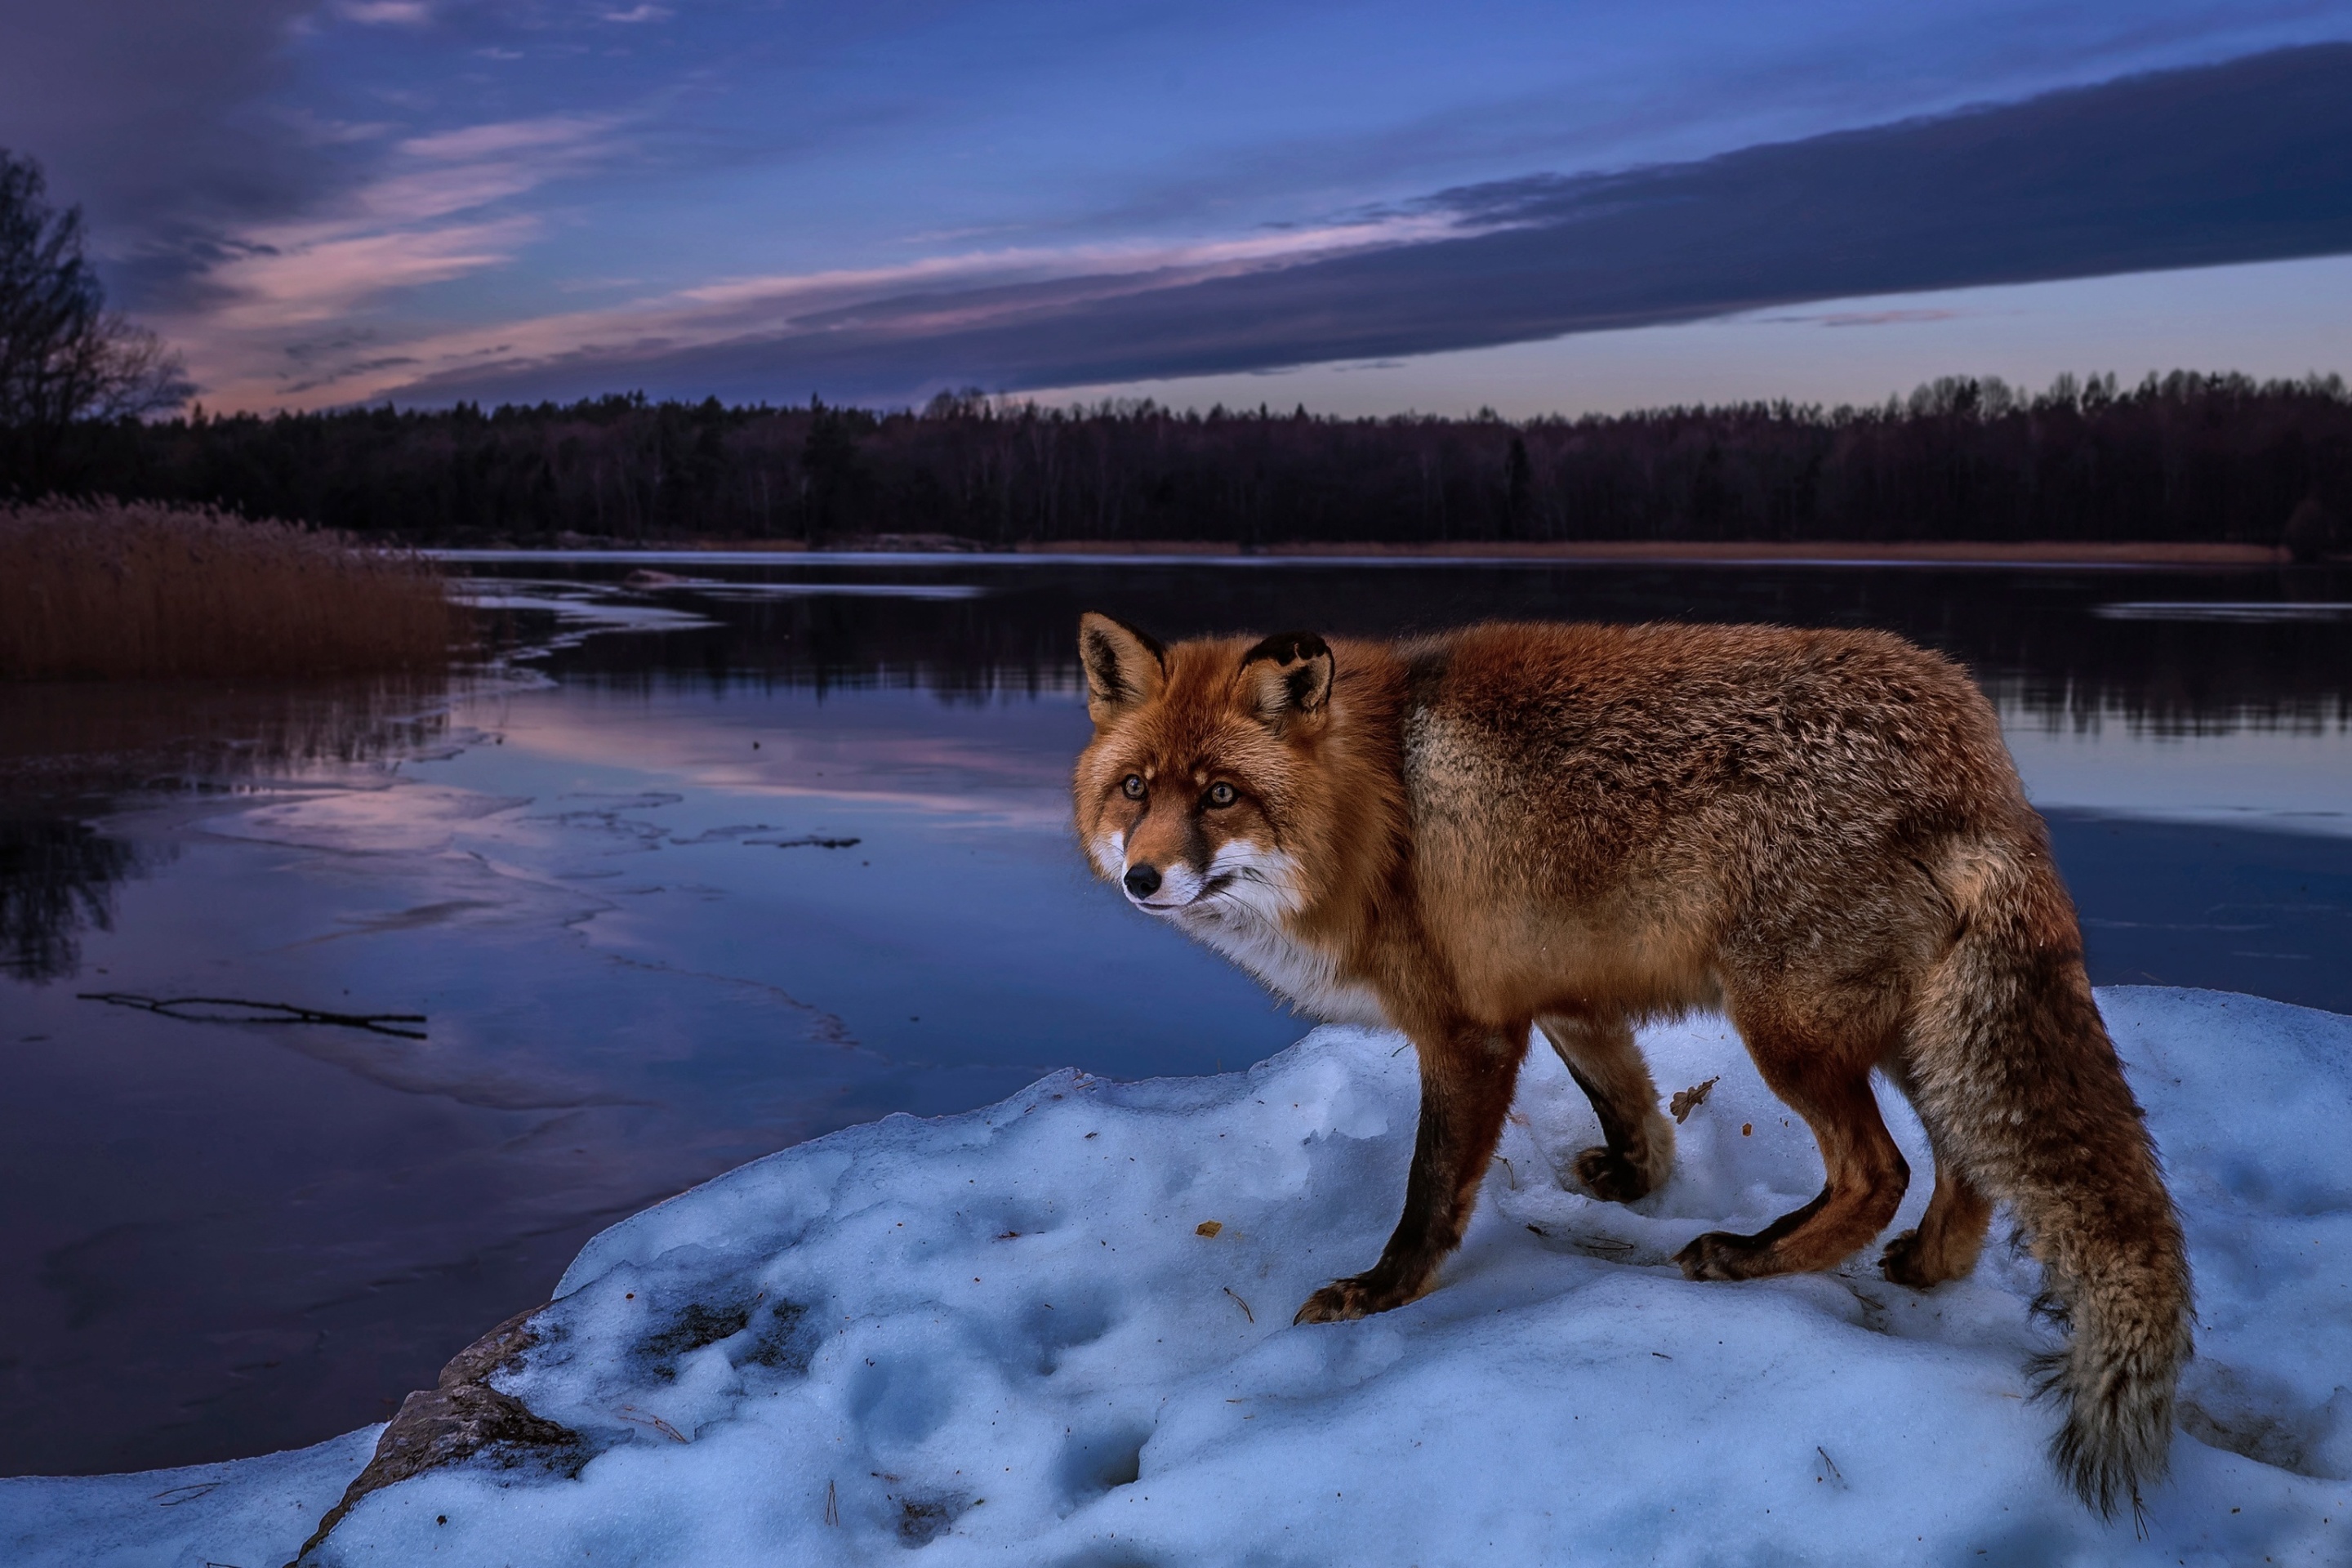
[12,370,2352,549]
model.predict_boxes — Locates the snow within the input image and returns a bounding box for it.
[0,1428,379,1568]
[7,987,2348,1566]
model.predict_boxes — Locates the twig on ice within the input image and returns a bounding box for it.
[78,991,427,1040]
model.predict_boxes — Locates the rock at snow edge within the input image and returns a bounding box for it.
[287,1306,575,1566]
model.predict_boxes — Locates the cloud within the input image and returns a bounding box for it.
[338,1,432,24]
[360,42,2352,409]
[202,217,539,327]
[0,0,324,294]
[0,2,614,323]
[1749,309,1964,328]
[398,115,617,163]
[182,205,1472,407]
[151,113,633,396]
[338,115,622,224]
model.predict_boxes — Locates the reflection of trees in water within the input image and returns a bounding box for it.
[0,675,455,982]
[510,561,2352,733]
[0,677,456,797]
[0,819,166,983]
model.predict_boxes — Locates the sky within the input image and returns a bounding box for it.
[2,2,2350,416]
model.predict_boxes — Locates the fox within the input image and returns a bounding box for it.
[1071,612,2191,1518]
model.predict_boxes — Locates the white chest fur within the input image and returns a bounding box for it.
[1098,831,1390,1026]
[1176,903,1389,1026]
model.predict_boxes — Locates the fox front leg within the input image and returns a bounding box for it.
[1296,1022,1529,1323]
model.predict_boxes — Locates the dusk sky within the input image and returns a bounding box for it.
[5,2,2350,416]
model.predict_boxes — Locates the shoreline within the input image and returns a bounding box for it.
[445,537,2300,568]
[1013,537,2292,566]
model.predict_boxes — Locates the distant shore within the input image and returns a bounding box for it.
[495,534,2299,568]
[1013,538,2294,566]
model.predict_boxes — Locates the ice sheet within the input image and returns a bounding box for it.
[0,1428,379,1568]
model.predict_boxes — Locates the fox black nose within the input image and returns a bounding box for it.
[1123,863,1162,898]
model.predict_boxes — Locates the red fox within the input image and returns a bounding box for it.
[1072,612,2190,1517]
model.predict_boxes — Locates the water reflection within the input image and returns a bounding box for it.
[0,675,457,796]
[2,555,2346,1480]
[0,676,454,985]
[0,819,156,982]
[462,553,2352,730]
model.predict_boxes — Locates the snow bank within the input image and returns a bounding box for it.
[10,989,2350,1566]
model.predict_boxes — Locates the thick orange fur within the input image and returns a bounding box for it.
[1073,613,2191,1517]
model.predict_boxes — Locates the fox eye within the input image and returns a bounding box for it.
[1121,774,1146,800]
[1205,782,1237,808]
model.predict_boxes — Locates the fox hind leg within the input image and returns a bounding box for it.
[1877,1058,1994,1288]
[1677,1019,1910,1281]
[1881,1159,1993,1287]
[1539,1013,1674,1203]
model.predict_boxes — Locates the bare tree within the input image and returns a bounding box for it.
[2,149,191,481]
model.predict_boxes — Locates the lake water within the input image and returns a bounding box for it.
[3,553,2348,1477]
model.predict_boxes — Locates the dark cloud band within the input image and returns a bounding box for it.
[397,42,2352,408]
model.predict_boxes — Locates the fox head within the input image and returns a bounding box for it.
[1071,612,1337,933]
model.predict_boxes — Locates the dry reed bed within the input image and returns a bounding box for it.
[0,499,466,679]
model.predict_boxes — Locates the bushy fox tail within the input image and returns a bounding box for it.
[1906,829,2193,1519]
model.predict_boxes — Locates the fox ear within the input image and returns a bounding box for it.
[1239,630,1332,731]
[1078,612,1166,723]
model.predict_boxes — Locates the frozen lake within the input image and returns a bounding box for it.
[2,553,2347,1477]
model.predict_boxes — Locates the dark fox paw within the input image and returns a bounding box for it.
[1573,1145,1656,1204]
[1674,1229,1775,1281]
[1294,1269,1423,1324]
[1879,1228,1932,1287]
[1879,1227,1971,1289]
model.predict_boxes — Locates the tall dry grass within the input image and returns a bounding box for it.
[0,498,467,679]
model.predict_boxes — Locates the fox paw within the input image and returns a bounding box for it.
[1294,1270,1422,1324]
[1674,1230,1775,1281]
[1573,1145,1656,1204]
[1879,1229,1932,1287]
[1879,1228,1970,1289]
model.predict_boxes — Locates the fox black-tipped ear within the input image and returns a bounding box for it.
[1240,630,1332,730]
[1078,612,1166,723]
